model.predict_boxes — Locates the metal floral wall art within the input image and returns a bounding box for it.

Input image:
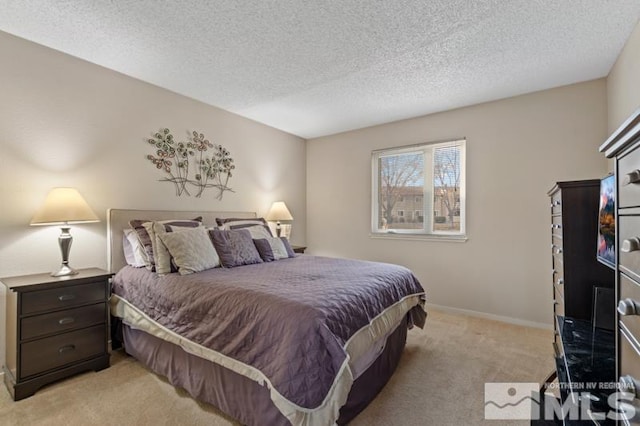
[146,128,235,199]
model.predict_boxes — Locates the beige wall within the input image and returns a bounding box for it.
[0,32,306,368]
[307,80,609,326]
[607,19,640,132]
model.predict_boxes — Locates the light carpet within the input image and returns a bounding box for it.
[0,309,553,425]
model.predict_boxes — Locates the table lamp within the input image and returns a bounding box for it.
[30,187,100,276]
[266,201,293,237]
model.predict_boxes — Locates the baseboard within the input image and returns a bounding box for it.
[426,303,553,330]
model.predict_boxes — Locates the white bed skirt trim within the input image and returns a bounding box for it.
[111,292,424,425]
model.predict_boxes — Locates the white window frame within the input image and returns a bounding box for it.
[371,138,466,241]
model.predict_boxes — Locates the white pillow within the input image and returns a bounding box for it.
[244,225,273,240]
[123,229,146,267]
[159,227,220,275]
[152,222,202,275]
[266,237,289,260]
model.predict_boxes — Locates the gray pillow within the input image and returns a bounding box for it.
[129,217,202,271]
[254,237,295,262]
[215,217,273,237]
[159,227,220,275]
[209,229,263,268]
[152,222,205,275]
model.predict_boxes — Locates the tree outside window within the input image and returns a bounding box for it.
[372,139,465,237]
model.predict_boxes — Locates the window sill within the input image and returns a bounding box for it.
[369,232,468,242]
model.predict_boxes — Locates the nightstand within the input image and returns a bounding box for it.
[2,267,113,400]
[292,245,307,254]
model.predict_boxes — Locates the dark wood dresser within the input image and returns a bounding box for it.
[548,180,615,324]
[2,267,113,400]
[545,181,616,423]
[600,108,640,424]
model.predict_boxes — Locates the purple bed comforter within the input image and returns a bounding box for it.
[112,255,426,410]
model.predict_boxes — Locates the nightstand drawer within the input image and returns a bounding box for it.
[21,303,106,341]
[21,281,106,315]
[20,325,106,378]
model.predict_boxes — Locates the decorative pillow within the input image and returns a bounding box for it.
[123,229,146,267]
[159,227,220,275]
[215,217,273,237]
[209,229,263,268]
[129,217,202,271]
[253,237,295,262]
[153,222,203,274]
[243,224,273,240]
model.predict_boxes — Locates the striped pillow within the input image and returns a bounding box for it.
[253,237,295,262]
[129,217,202,271]
[215,217,273,237]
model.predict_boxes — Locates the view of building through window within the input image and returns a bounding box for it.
[372,139,465,236]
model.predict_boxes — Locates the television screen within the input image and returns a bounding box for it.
[597,174,615,268]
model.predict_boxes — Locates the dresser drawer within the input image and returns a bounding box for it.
[620,273,640,340]
[21,281,106,315]
[620,216,640,279]
[552,269,564,288]
[21,303,106,341]
[619,328,640,424]
[554,280,564,303]
[550,193,562,215]
[551,215,563,237]
[619,147,640,208]
[553,298,564,318]
[20,325,106,378]
[552,253,563,272]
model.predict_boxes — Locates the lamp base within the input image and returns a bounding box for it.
[52,264,78,277]
[52,226,78,277]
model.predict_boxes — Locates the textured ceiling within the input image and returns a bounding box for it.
[1,1,639,139]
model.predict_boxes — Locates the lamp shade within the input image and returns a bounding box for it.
[31,187,100,226]
[265,201,293,222]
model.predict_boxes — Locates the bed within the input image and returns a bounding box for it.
[108,209,426,425]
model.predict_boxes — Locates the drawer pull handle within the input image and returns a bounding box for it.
[58,317,75,325]
[553,247,563,254]
[623,170,640,186]
[622,238,640,253]
[551,224,561,229]
[58,344,76,354]
[58,294,76,301]
[618,298,640,316]
[550,200,561,208]
[556,278,564,286]
[620,375,640,397]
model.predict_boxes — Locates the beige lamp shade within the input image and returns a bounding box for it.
[31,187,100,226]
[266,201,293,222]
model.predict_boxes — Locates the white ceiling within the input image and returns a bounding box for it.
[1,1,639,139]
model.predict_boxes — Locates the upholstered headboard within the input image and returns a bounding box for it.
[107,208,257,273]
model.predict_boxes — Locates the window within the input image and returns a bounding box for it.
[371,139,466,238]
